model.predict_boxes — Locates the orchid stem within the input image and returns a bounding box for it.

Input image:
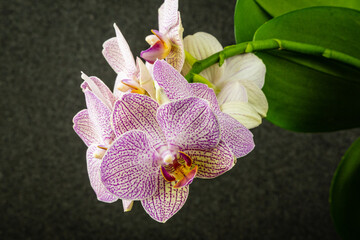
[185,39,360,82]
[184,50,198,66]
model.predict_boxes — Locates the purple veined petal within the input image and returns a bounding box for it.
[101,24,137,76]
[217,111,255,158]
[157,97,220,151]
[87,145,118,203]
[101,130,160,200]
[141,173,189,223]
[189,82,221,112]
[112,93,166,149]
[122,199,134,212]
[73,109,100,147]
[84,90,115,143]
[158,0,179,33]
[153,60,192,100]
[81,74,117,109]
[184,140,235,179]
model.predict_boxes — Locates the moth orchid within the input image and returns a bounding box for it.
[100,93,236,222]
[182,32,268,129]
[153,60,255,158]
[140,0,185,71]
[72,73,133,212]
[102,24,156,99]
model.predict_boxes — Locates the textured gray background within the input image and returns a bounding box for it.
[1,0,360,239]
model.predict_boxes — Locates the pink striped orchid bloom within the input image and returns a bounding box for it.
[100,93,238,223]
[153,60,255,159]
[72,73,133,212]
[140,0,185,72]
[102,24,156,99]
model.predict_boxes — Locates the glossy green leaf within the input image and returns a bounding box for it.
[253,7,360,132]
[234,0,360,43]
[330,137,360,239]
[234,0,270,42]
[256,0,360,17]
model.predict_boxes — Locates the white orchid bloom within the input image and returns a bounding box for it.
[182,32,268,129]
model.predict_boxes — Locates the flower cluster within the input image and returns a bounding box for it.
[73,0,267,223]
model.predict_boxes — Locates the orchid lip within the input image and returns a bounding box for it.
[159,153,198,188]
[140,29,172,64]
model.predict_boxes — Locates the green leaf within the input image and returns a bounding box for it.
[253,7,360,132]
[234,0,271,42]
[256,0,360,17]
[330,137,360,239]
[234,0,360,44]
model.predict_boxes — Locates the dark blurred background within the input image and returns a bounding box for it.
[1,0,359,239]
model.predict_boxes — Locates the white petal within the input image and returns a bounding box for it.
[220,101,262,129]
[241,81,268,117]
[137,57,156,99]
[113,23,137,75]
[220,53,266,89]
[183,32,225,84]
[217,81,248,106]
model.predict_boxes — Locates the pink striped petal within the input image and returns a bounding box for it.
[184,140,235,179]
[141,173,189,223]
[81,74,117,109]
[101,130,160,200]
[73,109,99,147]
[101,24,137,76]
[189,83,221,112]
[157,97,220,151]
[158,0,179,33]
[153,60,192,100]
[87,145,118,203]
[217,112,255,158]
[112,93,166,149]
[84,90,115,143]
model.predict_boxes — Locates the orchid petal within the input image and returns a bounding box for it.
[183,32,224,84]
[73,109,99,147]
[158,0,179,33]
[219,53,266,89]
[157,97,220,151]
[184,140,235,179]
[240,80,268,118]
[102,24,137,76]
[216,81,248,106]
[217,112,255,158]
[189,83,221,112]
[137,57,156,99]
[84,90,115,144]
[81,73,117,109]
[122,199,134,212]
[141,173,189,223]
[112,93,166,149]
[87,145,118,203]
[220,101,262,129]
[153,60,192,100]
[101,130,159,200]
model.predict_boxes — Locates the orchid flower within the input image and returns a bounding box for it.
[72,73,133,212]
[140,0,185,72]
[102,23,156,99]
[100,93,237,222]
[182,32,268,129]
[153,60,255,159]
